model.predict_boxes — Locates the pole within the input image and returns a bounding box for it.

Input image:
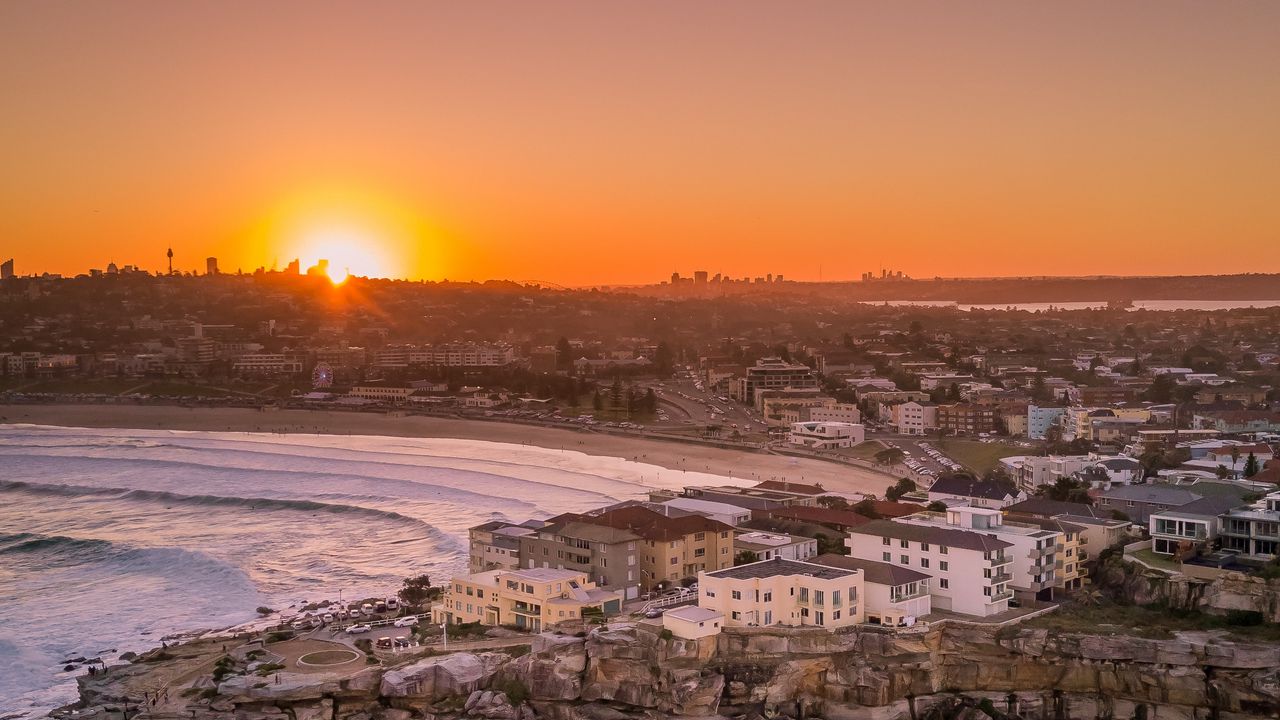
[440,621,448,649]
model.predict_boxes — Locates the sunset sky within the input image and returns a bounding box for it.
[2,2,1279,285]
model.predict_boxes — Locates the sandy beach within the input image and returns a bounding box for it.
[0,403,895,496]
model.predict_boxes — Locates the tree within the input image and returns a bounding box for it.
[1244,453,1261,478]
[926,501,948,512]
[397,574,439,607]
[814,533,847,556]
[885,477,917,501]
[852,498,882,519]
[609,376,624,409]
[1216,464,1232,480]
[555,337,573,371]
[592,389,604,411]
[734,550,759,566]
[1030,376,1053,402]
[1037,477,1093,505]
[1144,374,1176,403]
[654,342,674,378]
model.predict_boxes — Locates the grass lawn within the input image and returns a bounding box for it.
[935,439,1025,474]
[1129,548,1180,572]
[1026,599,1280,641]
[138,381,240,397]
[17,378,146,395]
[840,440,887,461]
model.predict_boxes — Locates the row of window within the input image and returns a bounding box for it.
[881,537,950,554]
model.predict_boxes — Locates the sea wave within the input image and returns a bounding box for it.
[0,480,454,543]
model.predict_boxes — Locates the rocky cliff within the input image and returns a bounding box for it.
[98,618,1280,720]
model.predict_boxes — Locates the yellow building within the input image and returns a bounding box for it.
[432,567,623,632]
[697,557,865,629]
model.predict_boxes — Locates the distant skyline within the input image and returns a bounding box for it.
[3,2,1280,284]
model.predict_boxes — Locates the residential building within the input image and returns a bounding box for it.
[895,506,1062,602]
[1003,498,1130,553]
[896,401,937,436]
[1098,484,1232,525]
[733,357,818,404]
[846,519,1013,617]
[468,520,537,573]
[519,519,643,599]
[788,421,865,449]
[660,497,752,527]
[1218,492,1280,561]
[1027,404,1066,440]
[734,531,818,561]
[432,567,622,631]
[346,385,415,402]
[810,553,931,627]
[567,506,737,591]
[697,557,865,629]
[927,475,1026,509]
[937,403,998,436]
[1193,411,1280,435]
[230,353,303,375]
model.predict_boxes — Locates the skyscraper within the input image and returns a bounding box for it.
[0,258,13,280]
[167,247,174,275]
[206,257,219,275]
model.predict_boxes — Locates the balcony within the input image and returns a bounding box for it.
[1077,551,1089,562]
[989,572,1012,584]
[988,590,1014,603]
[512,602,542,616]
[1077,536,1089,546]
[890,589,929,603]
[987,554,1013,568]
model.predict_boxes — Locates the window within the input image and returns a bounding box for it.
[900,539,909,549]
[720,547,729,555]
[900,555,909,565]
[940,579,949,589]
[939,545,948,554]
[882,537,891,546]
[694,548,705,558]
[731,611,740,620]
[731,590,742,600]
[921,543,930,551]
[706,590,716,598]
[670,556,678,565]
[694,532,705,541]
[939,561,948,571]
[833,610,841,620]
[920,558,929,569]
[763,591,772,602]
[721,531,729,539]
[983,586,991,597]
[883,552,891,562]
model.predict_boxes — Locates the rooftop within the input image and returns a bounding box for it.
[705,556,857,581]
[850,519,1013,552]
[810,553,931,587]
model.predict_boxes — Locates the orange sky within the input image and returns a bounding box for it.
[2,2,1279,285]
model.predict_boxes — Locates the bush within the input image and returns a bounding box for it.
[254,662,286,676]
[265,631,294,643]
[1224,610,1265,626]
[256,606,275,616]
[199,687,220,700]
[494,678,530,705]
[659,629,674,641]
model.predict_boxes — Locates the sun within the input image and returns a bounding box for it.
[296,227,389,284]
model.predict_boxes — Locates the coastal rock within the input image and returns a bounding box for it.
[664,668,724,715]
[380,652,510,699]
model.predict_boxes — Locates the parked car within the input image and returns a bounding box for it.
[393,615,419,627]
[644,608,665,618]
[346,624,372,634]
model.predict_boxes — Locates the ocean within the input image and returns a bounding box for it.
[0,424,740,717]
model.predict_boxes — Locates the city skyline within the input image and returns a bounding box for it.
[4,2,1280,284]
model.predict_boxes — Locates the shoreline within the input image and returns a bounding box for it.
[0,403,896,496]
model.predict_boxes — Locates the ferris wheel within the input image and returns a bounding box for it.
[312,362,334,388]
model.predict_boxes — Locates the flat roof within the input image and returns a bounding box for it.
[810,553,930,586]
[664,606,723,623]
[705,556,857,581]
[851,519,1013,552]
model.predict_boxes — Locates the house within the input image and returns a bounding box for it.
[468,520,538,573]
[571,506,737,590]
[1003,498,1130,552]
[432,567,623,631]
[1098,484,1208,525]
[660,497,752,527]
[697,557,865,629]
[846,519,1014,617]
[927,475,1027,509]
[1149,493,1251,558]
[1218,491,1280,561]
[811,553,931,627]
[662,605,724,639]
[896,401,938,436]
[734,531,819,561]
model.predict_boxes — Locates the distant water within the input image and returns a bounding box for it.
[860,299,1280,312]
[0,425,738,717]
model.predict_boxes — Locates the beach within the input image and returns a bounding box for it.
[0,403,894,496]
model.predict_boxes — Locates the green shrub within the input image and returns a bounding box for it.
[659,629,674,641]
[495,678,530,705]
[254,662,286,676]
[265,631,294,643]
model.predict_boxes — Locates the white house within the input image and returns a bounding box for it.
[662,605,724,639]
[896,401,937,436]
[734,531,818,561]
[698,557,865,629]
[811,554,931,627]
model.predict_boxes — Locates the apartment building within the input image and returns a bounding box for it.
[670,483,822,511]
[1006,514,1088,591]
[787,421,865,449]
[896,401,937,436]
[733,358,818,404]
[468,520,537,573]
[697,557,864,629]
[847,519,1013,617]
[432,567,622,631]
[1149,493,1253,557]
[811,554,931,627]
[659,497,752,527]
[895,507,1063,602]
[1004,498,1130,555]
[733,531,818,561]
[937,403,998,436]
[375,343,518,368]
[1027,405,1066,440]
[519,519,643,599]
[926,475,1025,509]
[346,385,415,402]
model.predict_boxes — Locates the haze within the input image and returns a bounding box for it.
[2,2,1279,284]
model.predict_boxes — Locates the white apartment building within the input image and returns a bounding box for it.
[698,557,864,629]
[847,519,1013,617]
[788,421,865,449]
[919,374,977,391]
[896,401,938,436]
[733,358,818,404]
[808,403,862,424]
[734,531,818,561]
[375,343,518,368]
[895,507,1062,603]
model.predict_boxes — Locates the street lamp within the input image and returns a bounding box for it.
[440,622,448,648]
